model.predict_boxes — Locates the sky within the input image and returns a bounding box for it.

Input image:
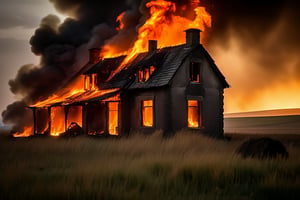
[0,0,66,121]
[0,0,300,126]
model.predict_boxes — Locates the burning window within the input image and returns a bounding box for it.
[108,102,119,135]
[138,66,156,82]
[190,62,201,83]
[188,100,201,128]
[50,106,66,136]
[67,106,82,128]
[84,74,98,90]
[142,100,153,127]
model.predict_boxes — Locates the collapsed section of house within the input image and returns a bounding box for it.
[29,29,229,137]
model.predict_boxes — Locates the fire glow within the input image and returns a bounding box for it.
[188,100,200,128]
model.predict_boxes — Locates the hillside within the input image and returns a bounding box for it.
[225,108,300,118]
[224,115,300,136]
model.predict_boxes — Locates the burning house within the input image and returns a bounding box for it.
[29,28,229,137]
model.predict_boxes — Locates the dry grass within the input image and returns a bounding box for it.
[0,130,300,199]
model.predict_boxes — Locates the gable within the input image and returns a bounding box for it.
[89,44,228,90]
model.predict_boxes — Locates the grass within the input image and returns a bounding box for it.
[0,130,300,199]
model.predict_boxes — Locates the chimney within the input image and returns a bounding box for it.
[148,40,157,53]
[89,48,101,64]
[185,28,201,47]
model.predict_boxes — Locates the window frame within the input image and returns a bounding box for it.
[189,62,201,83]
[187,98,203,129]
[84,74,98,90]
[137,66,156,83]
[107,101,119,135]
[141,99,154,128]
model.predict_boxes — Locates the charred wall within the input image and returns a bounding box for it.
[170,48,225,137]
[121,87,171,135]
[85,102,106,134]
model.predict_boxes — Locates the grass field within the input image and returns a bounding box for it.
[0,129,300,200]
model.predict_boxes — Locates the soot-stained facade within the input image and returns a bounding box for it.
[31,29,229,137]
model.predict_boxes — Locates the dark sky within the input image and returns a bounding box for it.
[0,0,299,126]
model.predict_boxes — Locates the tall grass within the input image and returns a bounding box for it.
[0,131,299,199]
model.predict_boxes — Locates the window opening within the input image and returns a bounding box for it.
[190,62,201,83]
[138,66,156,82]
[142,100,153,127]
[108,102,119,135]
[188,100,201,128]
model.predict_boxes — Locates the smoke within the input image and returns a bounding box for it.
[2,0,299,131]
[2,0,139,131]
[201,0,300,112]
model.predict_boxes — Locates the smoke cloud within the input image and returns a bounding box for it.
[201,0,300,112]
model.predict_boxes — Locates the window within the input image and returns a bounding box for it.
[187,100,201,128]
[142,100,153,127]
[84,74,97,90]
[138,66,156,82]
[108,102,119,135]
[190,62,201,83]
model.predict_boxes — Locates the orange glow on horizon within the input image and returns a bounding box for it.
[224,80,300,113]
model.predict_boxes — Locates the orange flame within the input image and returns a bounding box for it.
[116,12,125,31]
[32,75,85,107]
[142,100,153,127]
[108,102,119,135]
[103,0,211,80]
[50,106,65,136]
[188,100,199,128]
[13,126,33,138]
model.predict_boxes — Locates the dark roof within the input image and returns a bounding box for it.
[84,55,126,75]
[98,44,229,89]
[99,45,193,89]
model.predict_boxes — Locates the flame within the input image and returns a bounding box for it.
[31,74,118,108]
[50,106,65,136]
[13,126,33,138]
[116,12,125,31]
[102,0,211,79]
[142,100,153,127]
[32,75,85,107]
[108,102,119,135]
[188,100,199,128]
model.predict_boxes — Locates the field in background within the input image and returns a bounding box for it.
[0,130,300,200]
[225,115,300,136]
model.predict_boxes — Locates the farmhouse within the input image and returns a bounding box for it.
[30,29,229,137]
